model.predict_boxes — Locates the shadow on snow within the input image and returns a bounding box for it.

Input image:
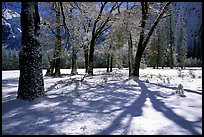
[2,75,202,135]
[97,79,201,135]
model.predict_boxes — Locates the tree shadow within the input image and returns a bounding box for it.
[2,77,19,88]
[149,82,202,95]
[137,80,201,135]
[2,76,141,135]
[97,80,148,135]
[97,79,201,135]
[2,75,201,135]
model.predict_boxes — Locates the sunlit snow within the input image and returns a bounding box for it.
[2,68,202,135]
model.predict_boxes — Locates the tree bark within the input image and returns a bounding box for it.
[156,34,160,69]
[17,2,44,100]
[131,2,148,77]
[106,51,110,72]
[169,14,174,69]
[128,32,133,76]
[71,45,78,75]
[45,56,52,76]
[132,45,146,77]
[106,44,112,72]
[83,39,89,73]
[110,55,113,72]
[87,37,96,75]
[53,4,61,77]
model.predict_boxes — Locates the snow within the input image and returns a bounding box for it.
[2,68,202,135]
[17,28,22,33]
[2,9,20,20]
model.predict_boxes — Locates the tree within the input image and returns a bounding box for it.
[42,2,63,77]
[176,11,187,69]
[162,5,176,69]
[147,31,158,69]
[131,2,171,77]
[48,2,62,77]
[168,11,175,69]
[87,2,122,75]
[17,2,45,100]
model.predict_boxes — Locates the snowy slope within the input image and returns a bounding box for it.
[2,68,202,135]
[2,9,22,50]
[2,8,20,19]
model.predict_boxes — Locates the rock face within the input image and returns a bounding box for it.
[2,9,22,50]
[173,2,202,58]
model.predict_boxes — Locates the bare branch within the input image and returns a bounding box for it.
[97,25,112,39]
[161,13,173,19]
[143,2,171,47]
[59,2,71,46]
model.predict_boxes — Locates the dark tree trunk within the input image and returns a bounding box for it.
[71,46,78,75]
[51,5,61,77]
[110,55,113,72]
[83,41,89,73]
[128,32,133,76]
[45,68,51,76]
[169,14,174,69]
[132,45,145,77]
[50,59,55,75]
[17,2,44,100]
[106,53,110,72]
[87,37,96,75]
[156,39,160,69]
[45,56,51,76]
[106,44,112,72]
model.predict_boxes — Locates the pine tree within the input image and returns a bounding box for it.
[17,2,45,100]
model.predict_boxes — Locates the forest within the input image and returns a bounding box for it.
[2,2,202,135]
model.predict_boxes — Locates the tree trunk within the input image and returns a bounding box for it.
[132,45,145,77]
[106,44,112,72]
[50,59,55,75]
[71,45,78,75]
[106,52,110,72]
[17,2,44,100]
[52,5,61,77]
[110,55,113,72]
[169,14,174,69]
[83,40,89,73]
[131,2,171,77]
[87,37,96,75]
[45,56,52,76]
[156,36,160,69]
[128,32,133,76]
[45,68,51,76]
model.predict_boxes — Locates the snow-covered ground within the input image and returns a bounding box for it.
[2,68,202,135]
